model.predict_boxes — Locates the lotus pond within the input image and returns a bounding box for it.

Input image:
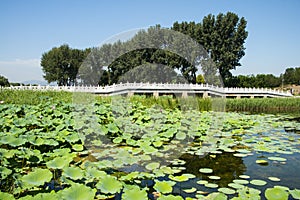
[0,97,300,200]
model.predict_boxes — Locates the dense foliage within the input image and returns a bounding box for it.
[41,44,90,86]
[172,12,248,83]
[0,95,300,199]
[41,12,247,86]
[283,67,300,85]
[0,75,10,87]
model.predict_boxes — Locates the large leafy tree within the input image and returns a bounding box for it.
[283,67,300,85]
[0,75,9,87]
[172,12,248,85]
[41,44,89,86]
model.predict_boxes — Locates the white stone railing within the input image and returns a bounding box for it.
[1,82,293,97]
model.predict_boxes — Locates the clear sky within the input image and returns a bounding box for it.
[1,0,300,82]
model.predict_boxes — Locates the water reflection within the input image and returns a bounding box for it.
[178,152,246,187]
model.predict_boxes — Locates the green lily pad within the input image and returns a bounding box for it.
[205,183,219,188]
[96,175,122,194]
[265,187,289,200]
[0,191,15,200]
[290,189,300,199]
[169,175,189,182]
[46,156,70,169]
[256,159,268,165]
[209,176,221,180]
[122,185,148,200]
[22,168,52,186]
[154,181,175,194]
[233,179,249,185]
[250,179,267,186]
[175,132,186,140]
[268,157,287,162]
[0,166,12,179]
[274,185,289,191]
[197,180,208,185]
[63,167,84,180]
[72,144,84,151]
[183,187,197,193]
[228,183,244,189]
[145,162,160,171]
[233,153,248,157]
[199,168,213,174]
[239,175,250,179]
[218,187,236,195]
[205,192,227,200]
[157,194,184,200]
[61,183,96,200]
[268,177,281,182]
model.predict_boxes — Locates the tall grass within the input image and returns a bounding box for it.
[226,98,300,114]
[0,89,73,105]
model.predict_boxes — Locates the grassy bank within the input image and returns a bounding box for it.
[1,89,300,114]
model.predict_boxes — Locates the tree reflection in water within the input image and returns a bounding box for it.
[178,152,247,187]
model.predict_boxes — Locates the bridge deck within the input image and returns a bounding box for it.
[3,83,293,98]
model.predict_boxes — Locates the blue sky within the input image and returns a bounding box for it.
[1,0,300,82]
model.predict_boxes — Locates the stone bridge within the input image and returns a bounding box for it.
[5,82,293,98]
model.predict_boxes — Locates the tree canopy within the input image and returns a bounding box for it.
[43,12,249,87]
[0,75,9,87]
[172,12,248,84]
[41,44,89,86]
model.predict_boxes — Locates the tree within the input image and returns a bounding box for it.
[41,44,89,86]
[196,74,205,84]
[283,67,300,85]
[79,25,206,85]
[0,75,9,87]
[172,12,248,85]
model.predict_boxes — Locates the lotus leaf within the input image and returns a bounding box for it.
[145,162,160,171]
[290,189,300,199]
[199,168,213,174]
[268,156,287,162]
[233,179,249,185]
[205,192,227,200]
[218,187,236,195]
[209,176,221,180]
[21,168,52,186]
[157,194,184,200]
[169,175,189,182]
[228,183,244,189]
[197,180,208,185]
[205,183,219,188]
[46,157,70,169]
[61,183,96,200]
[63,166,84,180]
[239,175,250,179]
[96,175,122,194]
[183,187,197,193]
[154,181,175,194]
[122,185,148,200]
[0,166,12,179]
[0,191,15,200]
[175,132,186,140]
[256,159,268,165]
[268,177,281,182]
[250,179,267,186]
[24,191,59,200]
[265,187,289,200]
[72,144,84,151]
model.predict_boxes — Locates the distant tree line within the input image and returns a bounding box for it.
[226,67,300,88]
[41,12,248,86]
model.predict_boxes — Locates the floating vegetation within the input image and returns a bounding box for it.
[0,97,300,199]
